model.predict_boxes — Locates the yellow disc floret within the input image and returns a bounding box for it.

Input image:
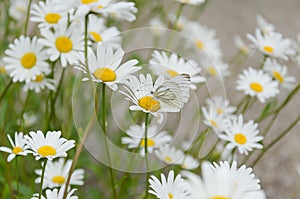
[93,68,117,82]
[45,13,61,24]
[250,82,263,92]
[37,145,57,157]
[55,36,73,53]
[234,133,247,145]
[21,53,37,69]
[138,96,161,112]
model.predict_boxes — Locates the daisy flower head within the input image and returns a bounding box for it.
[75,45,140,91]
[181,154,199,170]
[264,58,296,91]
[25,130,75,161]
[57,0,104,17]
[31,0,68,30]
[182,161,264,199]
[154,145,185,165]
[219,114,263,155]
[205,96,237,117]
[173,0,205,6]
[247,29,295,60]
[23,73,56,93]
[39,19,84,67]
[234,35,252,55]
[201,106,226,135]
[121,123,172,156]
[0,132,30,162]
[31,186,78,199]
[120,73,190,118]
[3,36,50,83]
[35,158,84,189]
[149,170,192,199]
[199,56,230,79]
[9,0,28,21]
[88,15,121,49]
[149,50,205,90]
[236,67,279,103]
[256,15,275,35]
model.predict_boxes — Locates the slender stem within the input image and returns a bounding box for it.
[173,3,184,30]
[101,83,117,199]
[0,79,12,103]
[84,14,89,73]
[144,112,150,199]
[241,96,252,114]
[19,91,30,131]
[251,114,300,167]
[259,55,268,69]
[24,0,33,35]
[39,159,47,199]
[15,156,20,197]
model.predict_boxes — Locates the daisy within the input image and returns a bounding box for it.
[182,161,265,199]
[199,56,230,79]
[149,50,205,90]
[57,0,103,17]
[205,96,237,117]
[149,170,192,199]
[35,158,84,189]
[75,45,140,90]
[219,115,263,155]
[120,73,190,118]
[181,155,199,170]
[17,112,37,127]
[31,186,78,199]
[264,59,295,90]
[88,15,121,49]
[292,33,300,67]
[23,73,56,93]
[256,15,275,35]
[3,36,50,83]
[236,67,279,103]
[25,130,75,161]
[168,14,190,31]
[247,29,295,60]
[154,145,184,165]
[201,106,226,134]
[183,22,223,59]
[173,0,205,5]
[9,0,28,21]
[39,19,84,67]
[0,132,30,162]
[121,123,172,156]
[234,35,251,55]
[31,0,68,29]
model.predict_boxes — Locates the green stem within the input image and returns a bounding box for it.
[251,114,300,167]
[19,91,30,131]
[241,96,252,114]
[102,83,117,199]
[84,14,89,73]
[39,159,47,199]
[24,0,33,35]
[259,55,268,69]
[15,156,20,198]
[0,79,12,104]
[173,3,184,30]
[144,112,150,199]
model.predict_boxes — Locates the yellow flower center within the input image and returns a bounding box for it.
[210,197,230,199]
[250,82,263,92]
[98,5,104,9]
[209,119,219,128]
[21,53,37,69]
[34,74,44,82]
[166,69,179,77]
[196,40,204,49]
[263,45,274,53]
[55,36,73,53]
[37,145,57,157]
[234,133,247,145]
[207,66,217,76]
[164,156,173,163]
[93,68,116,82]
[168,193,174,199]
[273,71,284,83]
[216,108,223,114]
[0,66,6,74]
[45,13,61,24]
[140,138,155,147]
[12,147,23,155]
[81,0,98,4]
[240,46,249,55]
[52,175,65,184]
[89,31,103,42]
[138,96,161,112]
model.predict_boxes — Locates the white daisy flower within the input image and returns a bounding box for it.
[234,35,251,55]
[256,15,275,35]
[149,50,205,90]
[88,15,121,49]
[3,36,50,83]
[0,132,30,162]
[201,106,226,134]
[17,112,38,127]
[183,22,223,59]
[120,73,190,119]
[205,96,237,117]
[56,0,103,17]
[264,59,295,91]
[35,158,84,189]
[121,123,172,156]
[219,115,263,155]
[23,74,56,93]
[181,155,199,170]
[39,20,84,67]
[173,0,205,5]
[199,56,230,79]
[247,29,295,60]
[149,170,192,199]
[31,0,68,29]
[9,0,28,21]
[154,145,185,165]
[31,186,78,199]
[236,67,279,103]
[292,33,300,67]
[168,14,190,31]
[25,130,75,161]
[75,45,140,91]
[182,161,265,199]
